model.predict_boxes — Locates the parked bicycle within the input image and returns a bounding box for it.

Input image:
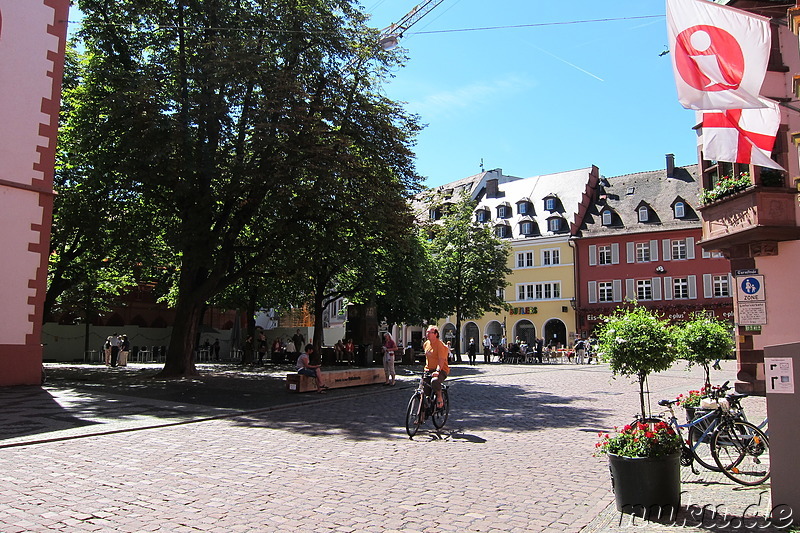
[405,372,449,438]
[636,381,770,486]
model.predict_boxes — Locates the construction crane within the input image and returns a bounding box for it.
[377,0,446,50]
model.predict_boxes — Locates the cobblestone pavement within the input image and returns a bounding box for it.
[0,360,781,532]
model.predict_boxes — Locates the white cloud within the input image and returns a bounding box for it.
[406,76,533,119]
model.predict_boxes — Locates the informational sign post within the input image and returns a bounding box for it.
[735,275,767,325]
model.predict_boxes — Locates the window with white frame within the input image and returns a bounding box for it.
[520,221,534,235]
[497,288,505,301]
[497,205,510,218]
[516,251,534,268]
[495,225,511,238]
[636,242,651,262]
[636,279,652,300]
[545,197,556,211]
[429,208,440,220]
[519,282,561,300]
[598,281,613,302]
[599,245,613,265]
[673,277,689,299]
[602,210,612,225]
[542,248,560,266]
[476,210,489,223]
[638,206,649,222]
[674,202,685,218]
[713,275,730,297]
[518,201,531,215]
[672,239,687,260]
[548,218,562,232]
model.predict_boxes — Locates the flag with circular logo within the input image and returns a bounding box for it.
[667,0,770,110]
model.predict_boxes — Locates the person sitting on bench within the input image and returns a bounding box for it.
[297,344,328,393]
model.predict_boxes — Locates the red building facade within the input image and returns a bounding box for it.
[574,161,733,335]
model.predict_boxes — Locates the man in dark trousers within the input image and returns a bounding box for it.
[292,329,305,354]
[482,334,492,363]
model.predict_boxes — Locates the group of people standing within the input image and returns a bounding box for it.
[103,333,130,367]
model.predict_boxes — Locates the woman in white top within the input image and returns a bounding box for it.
[382,332,398,386]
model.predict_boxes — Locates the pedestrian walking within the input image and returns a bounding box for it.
[467,338,477,365]
[382,332,397,386]
[482,334,492,363]
[574,338,587,364]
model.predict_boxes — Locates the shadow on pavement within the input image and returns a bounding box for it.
[2,362,621,445]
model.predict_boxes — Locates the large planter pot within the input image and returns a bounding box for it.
[608,451,681,517]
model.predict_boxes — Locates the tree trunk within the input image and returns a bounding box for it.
[454,314,463,362]
[159,297,203,377]
[241,290,257,365]
[638,373,647,420]
[312,284,326,351]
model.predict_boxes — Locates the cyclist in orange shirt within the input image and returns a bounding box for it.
[423,325,450,408]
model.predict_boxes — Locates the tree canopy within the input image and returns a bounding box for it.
[424,192,511,355]
[67,0,422,375]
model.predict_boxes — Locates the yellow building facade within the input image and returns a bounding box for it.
[431,166,598,354]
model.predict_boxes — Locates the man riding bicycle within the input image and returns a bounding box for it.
[423,325,450,408]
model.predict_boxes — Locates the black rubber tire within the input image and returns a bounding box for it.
[712,420,770,486]
[405,393,423,438]
[432,389,449,429]
[688,424,722,472]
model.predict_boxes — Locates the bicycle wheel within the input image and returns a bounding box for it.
[711,420,770,486]
[432,389,449,429]
[688,424,721,472]
[405,393,424,438]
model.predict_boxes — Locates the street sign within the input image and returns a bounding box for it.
[736,275,765,301]
[735,268,758,276]
[735,274,767,325]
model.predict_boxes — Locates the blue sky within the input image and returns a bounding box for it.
[359,0,699,187]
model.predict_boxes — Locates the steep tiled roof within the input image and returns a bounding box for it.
[578,164,701,237]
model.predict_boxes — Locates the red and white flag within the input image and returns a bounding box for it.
[667,0,770,110]
[699,98,784,170]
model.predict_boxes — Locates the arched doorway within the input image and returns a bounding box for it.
[486,320,503,345]
[544,318,567,348]
[464,322,479,348]
[442,323,456,346]
[513,319,536,347]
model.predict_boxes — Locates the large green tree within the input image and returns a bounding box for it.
[71,0,421,376]
[49,44,168,340]
[426,192,511,356]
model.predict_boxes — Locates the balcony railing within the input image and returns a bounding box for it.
[699,185,800,251]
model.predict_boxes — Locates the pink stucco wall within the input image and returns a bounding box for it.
[750,23,800,352]
[0,0,68,385]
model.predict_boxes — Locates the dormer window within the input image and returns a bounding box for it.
[638,206,649,222]
[517,199,532,215]
[545,197,556,211]
[495,225,511,238]
[476,209,490,223]
[497,205,511,219]
[674,201,685,218]
[547,217,563,232]
[520,221,534,235]
[602,210,612,226]
[429,207,441,221]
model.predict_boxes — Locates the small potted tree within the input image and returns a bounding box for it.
[595,305,681,517]
[676,312,734,391]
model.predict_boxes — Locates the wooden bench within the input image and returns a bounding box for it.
[286,367,386,393]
